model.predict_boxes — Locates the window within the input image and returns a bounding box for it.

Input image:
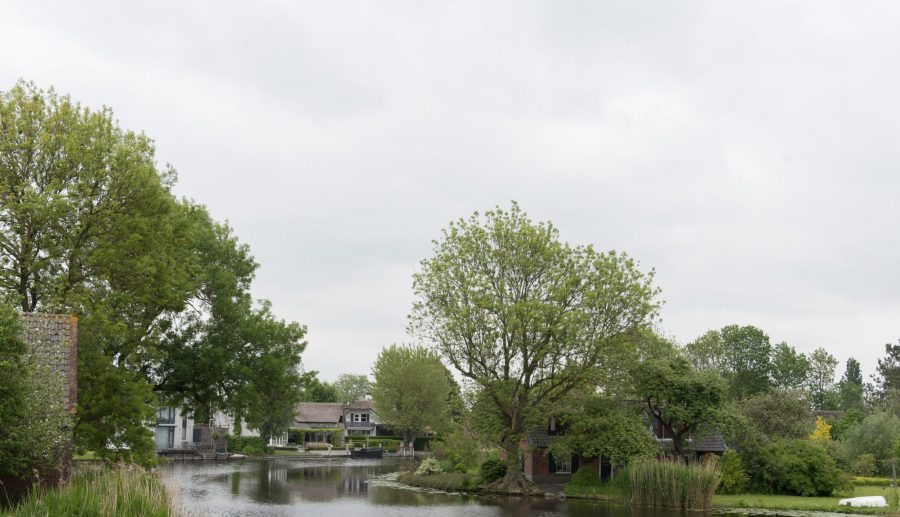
[352,413,369,423]
[156,407,175,425]
[554,454,572,474]
[181,417,187,440]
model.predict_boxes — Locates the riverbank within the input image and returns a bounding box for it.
[3,467,178,517]
[561,483,900,515]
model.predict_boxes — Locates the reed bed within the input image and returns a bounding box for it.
[627,456,722,510]
[12,466,175,517]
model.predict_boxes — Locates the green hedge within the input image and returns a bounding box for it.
[852,476,897,487]
[227,436,272,456]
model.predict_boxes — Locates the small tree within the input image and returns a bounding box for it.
[633,357,726,456]
[809,416,832,442]
[371,345,451,448]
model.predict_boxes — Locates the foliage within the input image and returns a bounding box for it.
[396,471,477,492]
[851,476,896,487]
[12,467,173,517]
[770,342,811,390]
[549,394,658,464]
[371,345,451,445]
[744,439,847,496]
[333,374,370,405]
[851,453,878,477]
[806,347,840,410]
[298,371,338,402]
[479,458,507,484]
[409,202,660,487]
[0,307,71,479]
[415,457,444,476]
[569,465,602,487]
[633,357,726,456]
[233,305,307,446]
[627,457,722,510]
[431,424,484,471]
[837,412,900,475]
[873,340,900,400]
[827,409,864,442]
[0,81,306,461]
[684,325,772,400]
[838,358,865,411]
[227,436,272,456]
[809,416,832,442]
[738,389,813,439]
[718,451,750,494]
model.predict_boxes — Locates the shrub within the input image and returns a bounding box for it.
[836,412,900,475]
[415,457,443,476]
[852,476,895,487]
[718,451,749,494]
[852,453,878,477]
[746,439,847,496]
[569,465,602,487]
[627,457,721,510]
[414,437,436,450]
[478,458,507,484]
[228,436,272,456]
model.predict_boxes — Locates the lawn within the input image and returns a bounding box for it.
[714,485,900,514]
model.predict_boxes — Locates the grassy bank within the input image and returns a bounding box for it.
[714,485,900,515]
[7,467,176,517]
[396,472,479,492]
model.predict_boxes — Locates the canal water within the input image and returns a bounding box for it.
[160,457,676,517]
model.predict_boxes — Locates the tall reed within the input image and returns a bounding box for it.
[627,456,721,510]
[12,466,175,516]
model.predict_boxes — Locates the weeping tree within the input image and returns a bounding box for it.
[409,203,659,493]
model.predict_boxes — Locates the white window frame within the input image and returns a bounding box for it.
[554,454,572,474]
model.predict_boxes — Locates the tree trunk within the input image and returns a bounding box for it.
[483,438,542,495]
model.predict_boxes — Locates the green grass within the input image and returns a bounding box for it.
[396,472,478,492]
[9,467,174,516]
[627,457,721,510]
[272,448,301,455]
[714,485,900,514]
[73,451,98,460]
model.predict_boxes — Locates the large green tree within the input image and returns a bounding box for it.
[838,357,865,412]
[0,81,306,461]
[684,325,773,400]
[299,371,338,403]
[333,374,370,405]
[371,345,451,447]
[806,347,839,410]
[633,357,726,456]
[409,203,659,492]
[770,342,811,390]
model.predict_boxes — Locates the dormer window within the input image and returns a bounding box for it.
[352,413,369,422]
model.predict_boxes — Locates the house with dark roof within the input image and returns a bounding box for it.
[521,413,728,483]
[343,399,384,438]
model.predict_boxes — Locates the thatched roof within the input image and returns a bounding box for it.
[295,403,343,425]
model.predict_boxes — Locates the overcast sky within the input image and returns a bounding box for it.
[2,1,898,383]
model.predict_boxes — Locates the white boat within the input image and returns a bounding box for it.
[838,496,887,507]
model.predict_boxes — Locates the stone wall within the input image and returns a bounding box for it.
[0,313,77,506]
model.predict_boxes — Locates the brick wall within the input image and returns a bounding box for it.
[0,313,78,506]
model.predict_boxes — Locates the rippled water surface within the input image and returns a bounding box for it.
[161,458,684,517]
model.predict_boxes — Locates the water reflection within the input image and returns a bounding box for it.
[161,459,708,517]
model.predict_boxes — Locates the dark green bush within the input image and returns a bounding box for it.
[570,465,602,487]
[745,439,847,496]
[414,437,436,450]
[478,457,507,484]
[718,451,749,494]
[227,436,272,456]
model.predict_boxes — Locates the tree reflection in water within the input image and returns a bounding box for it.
[166,459,700,517]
